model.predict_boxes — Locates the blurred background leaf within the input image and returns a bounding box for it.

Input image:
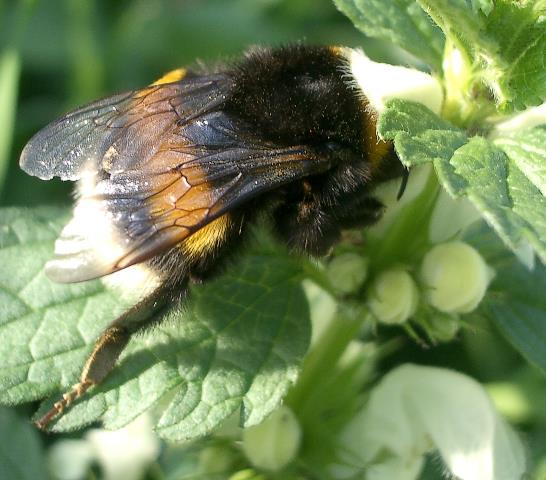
[0,406,47,480]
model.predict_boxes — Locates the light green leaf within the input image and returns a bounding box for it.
[378,99,467,168]
[333,0,445,71]
[446,137,546,264]
[379,100,546,264]
[465,222,546,374]
[0,207,310,440]
[471,0,493,15]
[417,0,492,53]
[494,127,546,197]
[0,407,47,480]
[484,1,546,111]
[0,207,122,405]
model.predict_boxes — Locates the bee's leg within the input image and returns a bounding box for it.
[273,197,342,256]
[35,285,184,430]
[333,190,384,230]
[273,183,385,256]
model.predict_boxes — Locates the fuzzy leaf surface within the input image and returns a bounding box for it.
[0,207,311,440]
[379,99,546,264]
[0,207,125,406]
[419,0,546,111]
[333,0,444,71]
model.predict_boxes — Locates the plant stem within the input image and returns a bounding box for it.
[0,49,21,193]
[370,166,440,272]
[287,304,365,411]
[0,0,36,194]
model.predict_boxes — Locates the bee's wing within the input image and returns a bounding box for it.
[23,76,332,283]
[20,74,229,181]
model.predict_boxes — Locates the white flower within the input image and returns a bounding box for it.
[429,189,481,244]
[242,405,302,471]
[488,102,546,139]
[368,269,419,324]
[327,253,368,294]
[334,364,526,480]
[366,456,424,480]
[344,49,443,115]
[302,279,337,346]
[85,414,160,480]
[420,241,494,314]
[48,439,94,480]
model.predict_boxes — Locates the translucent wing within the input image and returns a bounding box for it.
[21,75,332,282]
[20,74,230,180]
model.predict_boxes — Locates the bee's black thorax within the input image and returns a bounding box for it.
[225,45,366,153]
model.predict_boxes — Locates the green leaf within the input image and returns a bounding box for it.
[155,253,310,441]
[471,0,493,15]
[419,0,546,112]
[494,127,546,197]
[446,137,546,264]
[0,207,310,440]
[465,222,546,375]
[0,407,47,480]
[333,0,445,71]
[379,100,546,265]
[484,1,546,111]
[417,0,493,54]
[378,99,467,168]
[0,207,122,405]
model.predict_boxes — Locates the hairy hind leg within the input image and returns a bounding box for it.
[35,284,185,430]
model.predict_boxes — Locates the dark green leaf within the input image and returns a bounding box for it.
[465,222,546,374]
[0,407,47,480]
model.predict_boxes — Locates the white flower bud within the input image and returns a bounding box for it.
[421,242,494,314]
[85,414,160,480]
[242,406,301,471]
[327,253,368,294]
[427,314,461,342]
[229,469,266,480]
[199,445,237,474]
[368,269,419,324]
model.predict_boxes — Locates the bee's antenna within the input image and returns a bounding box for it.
[34,380,94,430]
[396,168,410,200]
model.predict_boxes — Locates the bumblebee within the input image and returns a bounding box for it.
[20,45,402,428]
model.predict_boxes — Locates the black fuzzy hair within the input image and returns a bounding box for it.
[224,44,366,151]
